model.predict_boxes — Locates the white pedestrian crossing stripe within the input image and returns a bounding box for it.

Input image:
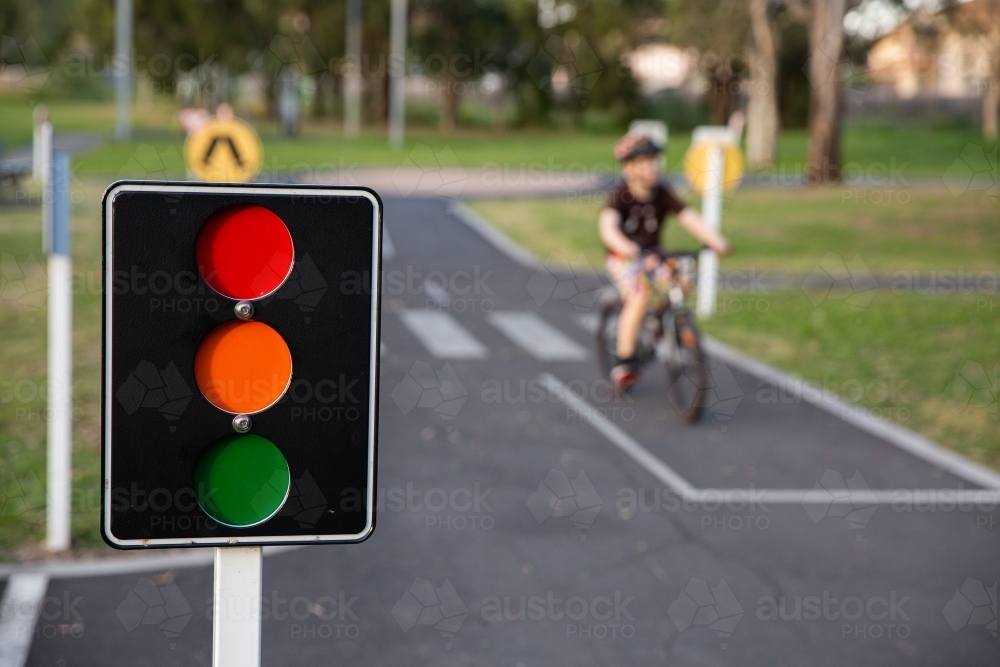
[398,310,489,359]
[488,311,589,361]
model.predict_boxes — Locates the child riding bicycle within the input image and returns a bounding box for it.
[599,133,731,389]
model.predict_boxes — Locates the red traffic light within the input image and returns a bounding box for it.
[195,204,294,300]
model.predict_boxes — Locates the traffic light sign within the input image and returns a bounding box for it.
[102,182,381,547]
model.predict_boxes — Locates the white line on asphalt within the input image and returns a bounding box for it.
[0,573,49,667]
[538,373,695,496]
[455,199,1000,494]
[489,312,589,361]
[399,310,488,359]
[702,337,1000,491]
[383,227,396,260]
[539,373,1000,505]
[423,277,450,306]
[449,201,538,269]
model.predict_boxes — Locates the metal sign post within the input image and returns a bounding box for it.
[684,126,744,319]
[696,143,723,318]
[46,151,73,552]
[213,547,263,667]
[102,181,381,664]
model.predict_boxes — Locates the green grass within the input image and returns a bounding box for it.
[0,179,104,560]
[469,187,1000,273]
[703,290,1000,469]
[1,95,996,177]
[468,188,1000,469]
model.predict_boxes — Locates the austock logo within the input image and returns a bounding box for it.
[116,576,193,649]
[667,578,743,650]
[1,253,46,320]
[943,144,998,202]
[262,254,328,323]
[117,144,184,181]
[391,144,468,197]
[946,361,998,421]
[391,361,468,421]
[527,33,602,100]
[251,33,325,88]
[802,469,878,533]
[526,255,603,310]
[0,35,52,94]
[526,469,602,538]
[277,471,328,529]
[673,357,744,426]
[115,360,193,431]
[943,578,997,639]
[391,578,469,648]
[0,468,46,525]
[803,252,877,313]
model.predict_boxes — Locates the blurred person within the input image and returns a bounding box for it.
[599,133,731,389]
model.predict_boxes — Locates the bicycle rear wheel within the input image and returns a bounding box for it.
[664,311,706,423]
[595,300,621,378]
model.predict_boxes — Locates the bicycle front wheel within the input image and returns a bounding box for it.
[664,311,706,423]
[595,300,621,378]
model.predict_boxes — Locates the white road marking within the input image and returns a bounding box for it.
[489,312,589,361]
[539,373,1000,505]
[703,337,1000,491]
[422,277,450,307]
[399,310,488,359]
[0,573,50,667]
[539,373,695,497]
[382,227,396,260]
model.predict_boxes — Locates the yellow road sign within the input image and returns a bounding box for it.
[184,117,263,183]
[683,142,745,195]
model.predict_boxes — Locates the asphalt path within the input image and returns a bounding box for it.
[18,197,1000,666]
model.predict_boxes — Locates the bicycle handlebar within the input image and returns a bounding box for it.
[642,246,708,260]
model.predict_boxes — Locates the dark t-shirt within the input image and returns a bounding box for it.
[603,181,687,250]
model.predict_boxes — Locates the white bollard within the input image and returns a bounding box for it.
[213,547,263,667]
[46,152,73,552]
[696,143,724,319]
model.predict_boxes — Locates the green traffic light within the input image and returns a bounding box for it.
[194,433,291,528]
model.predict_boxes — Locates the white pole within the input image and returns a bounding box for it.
[114,0,133,140]
[32,107,50,183]
[46,152,73,552]
[344,0,363,138]
[38,121,52,253]
[388,0,407,147]
[696,144,723,319]
[213,547,262,667]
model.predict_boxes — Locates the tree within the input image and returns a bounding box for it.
[946,0,1000,139]
[409,0,516,132]
[745,0,780,166]
[803,0,846,184]
[666,0,750,126]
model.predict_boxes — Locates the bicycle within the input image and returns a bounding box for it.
[595,247,708,423]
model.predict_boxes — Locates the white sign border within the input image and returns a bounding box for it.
[102,181,381,548]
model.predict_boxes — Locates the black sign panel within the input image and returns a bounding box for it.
[102,182,381,548]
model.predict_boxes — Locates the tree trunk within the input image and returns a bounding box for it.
[706,69,735,126]
[806,0,846,184]
[984,42,1000,140]
[439,73,459,133]
[746,0,779,167]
